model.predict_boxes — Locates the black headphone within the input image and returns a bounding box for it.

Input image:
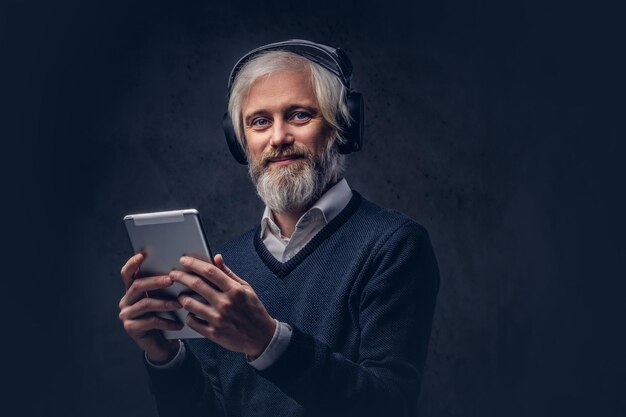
[222,39,364,165]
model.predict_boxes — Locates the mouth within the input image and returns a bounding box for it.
[266,155,304,167]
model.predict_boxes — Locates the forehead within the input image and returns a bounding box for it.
[243,70,317,114]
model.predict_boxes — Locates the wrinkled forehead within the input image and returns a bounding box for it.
[243,70,318,111]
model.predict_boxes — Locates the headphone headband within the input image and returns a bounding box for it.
[227,39,353,93]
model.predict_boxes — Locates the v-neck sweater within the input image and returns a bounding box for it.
[146,191,440,417]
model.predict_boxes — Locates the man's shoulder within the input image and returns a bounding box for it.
[354,193,430,237]
[216,227,258,255]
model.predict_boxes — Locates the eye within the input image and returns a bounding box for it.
[291,111,312,123]
[251,117,271,129]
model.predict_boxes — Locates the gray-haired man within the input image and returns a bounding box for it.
[119,40,439,416]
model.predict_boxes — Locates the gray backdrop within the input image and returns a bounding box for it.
[3,1,624,416]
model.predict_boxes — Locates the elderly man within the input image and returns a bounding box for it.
[118,40,439,416]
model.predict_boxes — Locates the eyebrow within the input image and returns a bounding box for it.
[244,104,320,126]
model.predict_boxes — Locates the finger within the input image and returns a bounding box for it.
[121,275,173,306]
[214,254,248,286]
[120,253,144,290]
[123,316,184,335]
[179,256,234,292]
[178,294,219,322]
[169,270,222,306]
[119,297,182,321]
[185,313,216,339]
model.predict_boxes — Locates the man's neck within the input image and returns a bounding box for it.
[272,209,307,238]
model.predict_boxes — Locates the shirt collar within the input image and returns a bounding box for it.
[260,178,352,237]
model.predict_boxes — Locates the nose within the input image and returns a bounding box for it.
[269,118,294,148]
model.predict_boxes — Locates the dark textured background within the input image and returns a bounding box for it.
[3,0,625,416]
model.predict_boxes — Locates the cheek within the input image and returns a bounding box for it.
[299,124,331,151]
[245,132,268,156]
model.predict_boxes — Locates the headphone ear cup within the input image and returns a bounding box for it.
[338,91,364,154]
[222,112,248,165]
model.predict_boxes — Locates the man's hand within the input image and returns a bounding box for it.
[170,254,276,358]
[118,254,184,362]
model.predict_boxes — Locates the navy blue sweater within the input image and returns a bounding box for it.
[146,192,440,416]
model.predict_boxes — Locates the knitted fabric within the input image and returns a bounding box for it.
[145,192,440,417]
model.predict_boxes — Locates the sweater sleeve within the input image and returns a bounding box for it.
[256,222,440,416]
[144,341,225,417]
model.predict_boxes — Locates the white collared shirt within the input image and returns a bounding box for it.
[260,178,352,262]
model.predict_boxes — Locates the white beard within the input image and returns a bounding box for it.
[248,142,344,213]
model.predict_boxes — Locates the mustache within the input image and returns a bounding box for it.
[259,146,314,166]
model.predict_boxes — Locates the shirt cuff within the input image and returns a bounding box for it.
[144,340,186,369]
[247,320,293,371]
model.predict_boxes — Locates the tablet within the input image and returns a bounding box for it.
[123,209,213,339]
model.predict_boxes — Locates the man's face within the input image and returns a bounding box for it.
[242,70,330,169]
[241,69,341,213]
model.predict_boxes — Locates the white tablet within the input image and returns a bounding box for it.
[123,209,213,339]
